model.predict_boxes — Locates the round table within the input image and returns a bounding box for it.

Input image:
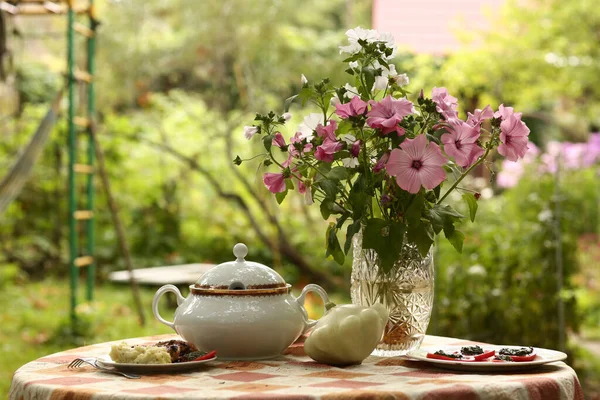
[9,334,584,400]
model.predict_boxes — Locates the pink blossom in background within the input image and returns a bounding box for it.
[583,133,600,166]
[496,143,539,188]
[441,119,484,167]
[366,95,412,133]
[431,87,458,120]
[494,104,522,120]
[335,96,368,119]
[272,132,287,148]
[467,105,494,128]
[498,114,530,161]
[373,153,389,172]
[316,120,338,141]
[351,140,361,157]
[263,172,287,193]
[385,134,448,193]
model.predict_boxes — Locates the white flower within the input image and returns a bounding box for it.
[373,63,398,91]
[342,157,359,168]
[305,187,314,205]
[243,125,258,140]
[339,26,379,54]
[331,84,359,106]
[301,74,308,85]
[349,61,359,69]
[330,95,340,107]
[378,32,398,60]
[346,27,379,43]
[342,134,356,145]
[282,112,292,122]
[344,83,358,98]
[297,113,324,141]
[394,73,409,87]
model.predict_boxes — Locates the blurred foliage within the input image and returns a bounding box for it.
[432,167,599,349]
[405,0,600,141]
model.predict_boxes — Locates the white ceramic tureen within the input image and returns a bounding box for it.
[152,243,330,360]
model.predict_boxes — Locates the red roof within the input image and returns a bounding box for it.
[372,0,503,55]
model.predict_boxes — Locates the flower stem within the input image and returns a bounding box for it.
[437,147,491,204]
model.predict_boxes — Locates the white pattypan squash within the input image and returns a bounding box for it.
[304,303,388,366]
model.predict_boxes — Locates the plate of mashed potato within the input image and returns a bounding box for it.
[98,340,217,373]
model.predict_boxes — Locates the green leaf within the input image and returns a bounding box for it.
[344,219,362,254]
[348,175,368,219]
[327,166,349,181]
[426,204,464,235]
[275,190,288,204]
[298,87,314,106]
[407,222,434,257]
[405,193,424,227]
[283,94,298,112]
[317,179,338,200]
[363,218,407,273]
[462,193,478,222]
[433,184,441,200]
[325,223,345,265]
[336,120,353,136]
[362,218,387,249]
[342,54,361,63]
[444,224,465,253]
[319,199,344,219]
[363,68,375,95]
[263,134,273,151]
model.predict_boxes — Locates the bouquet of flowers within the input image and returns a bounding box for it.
[237,27,530,272]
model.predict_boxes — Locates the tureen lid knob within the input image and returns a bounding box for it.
[233,243,248,262]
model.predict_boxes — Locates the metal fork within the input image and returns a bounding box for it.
[68,358,141,379]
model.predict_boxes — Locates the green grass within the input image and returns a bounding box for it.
[0,278,172,397]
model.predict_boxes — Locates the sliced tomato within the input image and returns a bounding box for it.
[510,353,536,362]
[192,350,217,361]
[473,350,495,361]
[426,353,477,362]
[426,353,457,361]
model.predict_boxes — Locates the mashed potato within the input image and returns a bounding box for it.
[109,342,172,364]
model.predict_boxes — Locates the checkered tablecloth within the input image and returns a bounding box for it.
[9,334,584,400]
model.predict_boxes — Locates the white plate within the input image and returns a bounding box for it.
[97,355,217,374]
[406,345,567,372]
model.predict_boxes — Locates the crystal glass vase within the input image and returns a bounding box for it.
[350,230,434,357]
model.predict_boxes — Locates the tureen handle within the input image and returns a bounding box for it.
[296,284,331,332]
[152,284,185,331]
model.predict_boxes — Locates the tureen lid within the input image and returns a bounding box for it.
[194,243,286,290]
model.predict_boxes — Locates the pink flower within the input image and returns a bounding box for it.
[272,132,286,148]
[335,96,368,119]
[498,114,530,161]
[441,119,485,167]
[373,153,389,173]
[263,172,287,193]
[385,135,447,193]
[351,140,361,157]
[316,120,338,141]
[315,139,343,163]
[466,105,494,128]
[494,104,522,120]
[431,87,458,120]
[366,95,413,133]
[289,132,313,157]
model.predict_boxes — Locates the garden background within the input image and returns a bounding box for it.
[1,0,599,398]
